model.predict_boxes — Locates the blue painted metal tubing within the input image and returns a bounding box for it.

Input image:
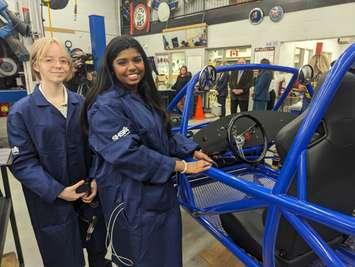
[203,167,355,235]
[263,206,280,267]
[177,44,355,266]
[170,64,299,135]
[273,74,298,111]
[306,82,315,97]
[274,43,355,194]
[262,44,355,266]
[180,75,199,134]
[195,198,268,215]
[216,64,298,74]
[297,150,307,200]
[282,210,346,267]
[192,213,261,267]
[89,15,106,70]
[167,82,187,112]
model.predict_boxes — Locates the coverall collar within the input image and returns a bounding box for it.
[32,84,80,107]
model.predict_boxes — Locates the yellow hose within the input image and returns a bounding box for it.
[47,1,53,37]
[74,0,78,21]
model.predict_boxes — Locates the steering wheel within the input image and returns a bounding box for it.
[227,114,268,163]
[198,65,217,91]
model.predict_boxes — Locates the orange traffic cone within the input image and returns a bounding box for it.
[193,94,205,120]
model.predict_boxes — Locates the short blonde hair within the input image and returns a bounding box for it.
[30,37,73,81]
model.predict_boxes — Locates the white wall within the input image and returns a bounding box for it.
[137,34,206,76]
[278,39,354,67]
[42,0,119,53]
[136,3,355,66]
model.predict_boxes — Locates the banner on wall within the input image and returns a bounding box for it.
[130,1,151,35]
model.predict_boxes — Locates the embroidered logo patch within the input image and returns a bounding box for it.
[112,127,130,141]
[11,146,20,155]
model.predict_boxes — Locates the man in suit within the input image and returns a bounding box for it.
[216,62,229,117]
[229,58,254,113]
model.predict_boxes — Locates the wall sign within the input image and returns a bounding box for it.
[254,47,275,64]
[225,49,239,58]
[249,7,264,25]
[130,1,151,35]
[269,5,285,22]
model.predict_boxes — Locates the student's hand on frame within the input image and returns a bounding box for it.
[175,160,212,174]
[58,180,87,201]
[82,179,98,203]
[187,160,212,173]
[193,150,215,165]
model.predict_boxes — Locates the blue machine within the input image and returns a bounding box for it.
[169,44,355,266]
[0,0,31,108]
[0,89,27,103]
[89,15,106,70]
[0,0,30,62]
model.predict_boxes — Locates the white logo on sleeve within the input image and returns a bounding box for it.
[11,146,20,155]
[112,127,130,141]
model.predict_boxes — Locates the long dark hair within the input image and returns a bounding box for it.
[81,35,169,134]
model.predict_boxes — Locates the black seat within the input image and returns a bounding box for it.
[220,71,355,266]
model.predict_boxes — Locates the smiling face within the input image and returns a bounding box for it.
[33,42,71,85]
[112,48,145,90]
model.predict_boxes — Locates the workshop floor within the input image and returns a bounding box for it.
[2,170,243,267]
[1,99,246,267]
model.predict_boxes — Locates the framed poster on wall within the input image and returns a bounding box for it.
[162,23,207,50]
[254,47,275,63]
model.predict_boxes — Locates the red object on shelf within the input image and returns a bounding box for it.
[315,42,323,56]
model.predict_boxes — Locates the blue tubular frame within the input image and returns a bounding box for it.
[282,211,346,267]
[297,150,307,201]
[174,44,355,267]
[169,64,299,135]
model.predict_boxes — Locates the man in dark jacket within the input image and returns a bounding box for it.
[216,62,229,117]
[229,58,253,113]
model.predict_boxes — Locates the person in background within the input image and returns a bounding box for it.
[172,65,192,93]
[216,62,229,117]
[253,58,273,111]
[172,65,192,111]
[229,58,253,113]
[82,36,213,267]
[309,54,330,84]
[7,37,110,267]
[65,48,95,97]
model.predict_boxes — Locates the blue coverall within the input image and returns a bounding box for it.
[253,70,273,111]
[88,85,199,267]
[7,87,109,267]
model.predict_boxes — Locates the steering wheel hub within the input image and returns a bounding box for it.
[227,114,268,163]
